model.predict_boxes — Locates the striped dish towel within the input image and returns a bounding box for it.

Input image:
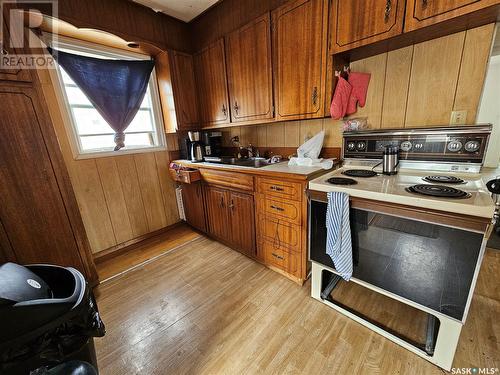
[326,191,353,281]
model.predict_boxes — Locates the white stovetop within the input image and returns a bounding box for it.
[308,166,496,219]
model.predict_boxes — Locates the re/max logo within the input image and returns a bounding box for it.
[451,368,499,375]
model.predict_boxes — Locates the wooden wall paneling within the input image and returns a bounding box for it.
[272,0,329,121]
[70,160,117,253]
[322,118,344,147]
[381,46,414,128]
[284,121,301,147]
[453,24,495,124]
[154,151,181,226]
[96,158,134,244]
[54,0,192,52]
[134,153,168,231]
[266,123,285,147]
[114,155,150,238]
[299,118,324,143]
[225,13,274,123]
[405,32,466,127]
[348,53,388,129]
[239,126,260,147]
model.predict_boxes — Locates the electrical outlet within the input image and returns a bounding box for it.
[450,110,467,125]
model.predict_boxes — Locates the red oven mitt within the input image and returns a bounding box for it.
[346,72,371,115]
[330,76,352,120]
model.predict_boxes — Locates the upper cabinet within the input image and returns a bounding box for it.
[225,14,274,124]
[272,0,329,121]
[194,39,230,127]
[404,0,500,32]
[331,0,406,53]
[169,51,200,130]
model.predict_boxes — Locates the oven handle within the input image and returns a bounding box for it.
[308,191,489,234]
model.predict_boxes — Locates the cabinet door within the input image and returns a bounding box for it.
[181,183,206,232]
[205,186,229,241]
[331,0,405,53]
[0,7,32,82]
[194,40,230,127]
[272,0,328,121]
[226,13,273,123]
[0,86,87,271]
[404,0,499,32]
[228,191,256,257]
[170,51,200,130]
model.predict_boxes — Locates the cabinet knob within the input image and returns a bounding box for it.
[384,0,392,21]
[422,0,428,5]
[233,101,239,115]
[270,185,284,192]
[270,205,285,212]
[272,253,284,260]
[222,104,227,117]
[228,199,234,210]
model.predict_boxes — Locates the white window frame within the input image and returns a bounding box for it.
[45,34,166,160]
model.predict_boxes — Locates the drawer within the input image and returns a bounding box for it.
[256,177,303,201]
[201,169,254,191]
[262,240,299,275]
[258,216,301,251]
[258,196,302,225]
[169,167,201,184]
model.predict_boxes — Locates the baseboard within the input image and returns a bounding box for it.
[93,221,183,263]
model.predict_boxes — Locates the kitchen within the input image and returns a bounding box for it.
[0,0,499,374]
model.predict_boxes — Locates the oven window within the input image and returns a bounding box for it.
[310,201,483,320]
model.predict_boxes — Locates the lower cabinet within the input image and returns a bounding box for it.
[181,183,206,232]
[204,185,256,257]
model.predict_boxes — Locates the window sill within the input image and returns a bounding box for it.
[74,145,167,160]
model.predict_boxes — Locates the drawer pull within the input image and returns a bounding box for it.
[272,253,284,260]
[270,205,285,212]
[270,186,284,192]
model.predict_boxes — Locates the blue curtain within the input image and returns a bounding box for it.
[49,48,155,150]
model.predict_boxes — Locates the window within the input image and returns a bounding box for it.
[50,37,165,158]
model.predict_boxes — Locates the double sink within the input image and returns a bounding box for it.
[204,157,270,168]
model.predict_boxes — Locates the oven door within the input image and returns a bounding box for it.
[309,193,488,322]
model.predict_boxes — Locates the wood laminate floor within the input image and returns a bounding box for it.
[94,232,500,374]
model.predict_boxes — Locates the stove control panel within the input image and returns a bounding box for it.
[342,125,491,163]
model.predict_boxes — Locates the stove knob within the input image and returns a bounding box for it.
[400,141,412,152]
[447,140,463,152]
[347,142,356,151]
[414,143,424,151]
[356,141,366,151]
[465,140,480,153]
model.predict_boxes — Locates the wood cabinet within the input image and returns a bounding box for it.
[331,0,406,53]
[169,51,200,130]
[404,0,500,32]
[0,83,97,283]
[205,185,256,257]
[205,185,229,241]
[272,0,328,121]
[194,39,230,127]
[181,183,206,232]
[227,191,256,257]
[225,13,274,124]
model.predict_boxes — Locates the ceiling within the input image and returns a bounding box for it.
[132,0,219,22]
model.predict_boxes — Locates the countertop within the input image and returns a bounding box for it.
[309,167,496,219]
[173,159,336,180]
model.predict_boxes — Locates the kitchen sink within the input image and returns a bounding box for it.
[204,157,270,168]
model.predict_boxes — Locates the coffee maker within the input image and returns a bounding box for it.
[202,131,223,158]
[187,131,203,162]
